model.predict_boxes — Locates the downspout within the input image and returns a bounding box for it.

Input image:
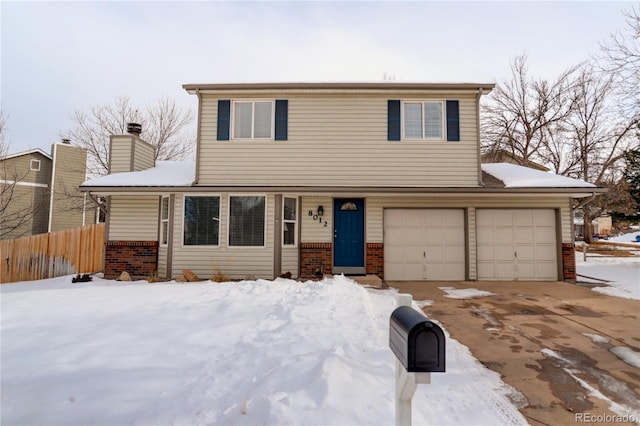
[572,191,597,262]
[573,192,597,210]
[194,88,202,185]
[476,88,484,187]
[86,192,107,216]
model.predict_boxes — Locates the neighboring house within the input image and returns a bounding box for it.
[573,210,612,239]
[81,82,604,282]
[1,141,88,240]
[481,149,549,172]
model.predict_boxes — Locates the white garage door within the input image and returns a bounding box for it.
[384,209,465,281]
[476,209,558,281]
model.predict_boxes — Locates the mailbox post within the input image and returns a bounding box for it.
[389,294,446,426]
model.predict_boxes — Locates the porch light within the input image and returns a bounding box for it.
[317,205,324,216]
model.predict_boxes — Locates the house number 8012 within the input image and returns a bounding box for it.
[308,210,328,227]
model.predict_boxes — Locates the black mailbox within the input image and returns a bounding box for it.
[389,306,446,372]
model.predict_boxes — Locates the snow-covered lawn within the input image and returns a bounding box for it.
[1,275,527,425]
[576,235,640,300]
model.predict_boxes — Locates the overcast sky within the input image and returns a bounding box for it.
[1,1,632,154]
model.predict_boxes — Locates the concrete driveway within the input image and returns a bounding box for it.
[388,281,640,426]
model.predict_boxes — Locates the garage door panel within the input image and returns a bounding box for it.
[536,247,557,261]
[534,228,556,243]
[494,229,514,244]
[384,209,465,281]
[516,246,535,261]
[515,228,535,243]
[445,229,465,244]
[403,231,423,246]
[494,245,515,261]
[404,210,425,226]
[514,211,534,226]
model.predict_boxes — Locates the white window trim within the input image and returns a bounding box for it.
[30,159,41,171]
[181,194,222,248]
[283,196,298,247]
[227,194,267,248]
[160,196,169,246]
[231,100,275,140]
[402,100,446,141]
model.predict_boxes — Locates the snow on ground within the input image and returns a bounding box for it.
[576,251,640,300]
[1,275,526,425]
[439,287,496,299]
[609,231,640,245]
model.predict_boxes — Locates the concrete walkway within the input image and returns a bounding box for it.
[388,281,640,426]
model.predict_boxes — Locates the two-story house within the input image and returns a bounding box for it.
[80,82,602,282]
[1,141,88,240]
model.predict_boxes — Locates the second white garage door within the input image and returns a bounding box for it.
[384,209,465,281]
[476,209,558,281]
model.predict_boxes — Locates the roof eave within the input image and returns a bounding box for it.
[80,185,604,197]
[182,82,495,95]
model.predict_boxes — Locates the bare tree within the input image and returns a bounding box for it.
[541,64,638,240]
[481,54,578,166]
[65,96,194,177]
[0,110,8,159]
[598,6,640,121]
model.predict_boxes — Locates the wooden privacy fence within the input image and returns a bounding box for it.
[0,223,105,284]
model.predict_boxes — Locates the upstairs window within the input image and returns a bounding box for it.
[218,99,288,141]
[403,101,444,140]
[30,159,41,171]
[388,99,459,141]
[233,101,273,139]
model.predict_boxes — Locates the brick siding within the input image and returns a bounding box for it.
[105,241,158,279]
[300,242,332,280]
[561,243,576,282]
[366,243,384,279]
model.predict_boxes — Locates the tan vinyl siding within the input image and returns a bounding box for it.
[0,185,49,239]
[1,153,51,186]
[158,246,168,278]
[197,93,480,188]
[1,153,51,239]
[109,136,155,173]
[108,195,159,240]
[49,144,87,232]
[109,137,133,173]
[132,138,155,171]
[300,197,333,243]
[170,194,275,280]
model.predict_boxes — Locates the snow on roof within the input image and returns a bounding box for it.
[81,160,597,190]
[81,161,195,187]
[482,163,596,188]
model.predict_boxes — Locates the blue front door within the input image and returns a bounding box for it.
[333,199,365,273]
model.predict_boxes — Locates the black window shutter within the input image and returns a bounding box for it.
[388,100,401,141]
[275,99,288,141]
[217,100,231,141]
[446,100,460,141]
